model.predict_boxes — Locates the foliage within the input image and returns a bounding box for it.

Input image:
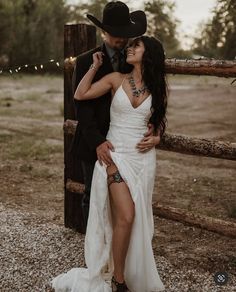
[69,0,109,44]
[144,0,181,57]
[193,0,236,59]
[0,0,70,67]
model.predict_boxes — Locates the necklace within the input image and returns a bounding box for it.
[128,73,148,98]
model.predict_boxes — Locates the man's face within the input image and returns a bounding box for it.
[103,31,129,50]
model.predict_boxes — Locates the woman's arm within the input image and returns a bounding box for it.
[74,51,116,100]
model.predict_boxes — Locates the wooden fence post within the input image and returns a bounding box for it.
[64,24,96,233]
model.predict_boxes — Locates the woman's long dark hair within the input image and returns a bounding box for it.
[131,36,168,138]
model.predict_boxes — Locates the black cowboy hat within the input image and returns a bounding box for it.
[86,1,147,38]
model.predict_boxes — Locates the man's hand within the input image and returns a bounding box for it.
[143,123,154,137]
[96,141,115,166]
[136,136,160,152]
[136,123,161,152]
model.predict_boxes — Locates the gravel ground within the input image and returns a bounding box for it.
[1,202,235,292]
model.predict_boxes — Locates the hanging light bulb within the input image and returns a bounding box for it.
[3,58,62,75]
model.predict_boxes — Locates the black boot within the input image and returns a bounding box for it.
[111,276,130,292]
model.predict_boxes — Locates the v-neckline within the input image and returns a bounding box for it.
[120,84,151,110]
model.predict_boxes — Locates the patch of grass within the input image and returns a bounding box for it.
[45,89,62,94]
[224,201,236,219]
[0,95,14,107]
[0,132,13,143]
[19,163,33,172]
[31,167,56,179]
[18,93,41,101]
[0,96,14,101]
[10,139,63,161]
[59,103,64,116]
[19,162,57,179]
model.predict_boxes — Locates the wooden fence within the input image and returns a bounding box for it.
[63,24,236,237]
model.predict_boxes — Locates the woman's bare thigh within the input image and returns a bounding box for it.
[106,163,135,223]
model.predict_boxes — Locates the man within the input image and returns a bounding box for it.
[71,1,157,228]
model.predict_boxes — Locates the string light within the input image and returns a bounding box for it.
[0,59,62,75]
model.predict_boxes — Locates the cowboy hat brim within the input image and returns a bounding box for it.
[86,10,147,38]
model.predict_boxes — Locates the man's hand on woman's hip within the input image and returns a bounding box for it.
[96,140,115,166]
[136,123,161,153]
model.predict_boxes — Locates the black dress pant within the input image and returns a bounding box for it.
[81,160,95,229]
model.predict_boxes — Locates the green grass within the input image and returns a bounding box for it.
[19,163,56,179]
[9,138,63,161]
[59,103,64,116]
[225,202,236,219]
[0,133,13,143]
[18,93,42,101]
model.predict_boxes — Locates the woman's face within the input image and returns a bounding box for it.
[126,39,145,65]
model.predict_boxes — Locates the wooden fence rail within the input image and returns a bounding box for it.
[64,57,236,78]
[153,203,236,238]
[64,23,236,236]
[64,119,236,161]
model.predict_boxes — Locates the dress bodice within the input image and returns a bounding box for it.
[106,84,152,153]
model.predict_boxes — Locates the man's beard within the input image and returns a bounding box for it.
[113,40,128,50]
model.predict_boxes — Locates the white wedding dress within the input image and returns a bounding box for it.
[51,80,165,292]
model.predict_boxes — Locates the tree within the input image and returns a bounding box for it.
[69,0,109,44]
[0,0,70,68]
[193,0,236,59]
[144,0,181,57]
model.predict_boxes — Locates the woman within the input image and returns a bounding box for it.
[51,36,167,292]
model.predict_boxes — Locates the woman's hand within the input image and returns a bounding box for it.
[92,52,104,70]
[136,135,161,153]
[74,52,114,101]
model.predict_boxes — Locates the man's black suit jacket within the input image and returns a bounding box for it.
[71,43,133,163]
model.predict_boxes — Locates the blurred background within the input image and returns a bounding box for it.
[0,0,235,71]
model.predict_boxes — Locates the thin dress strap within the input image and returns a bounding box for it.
[120,74,127,87]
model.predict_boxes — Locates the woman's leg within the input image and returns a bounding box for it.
[106,163,135,283]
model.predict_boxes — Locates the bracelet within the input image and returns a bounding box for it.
[89,63,98,71]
